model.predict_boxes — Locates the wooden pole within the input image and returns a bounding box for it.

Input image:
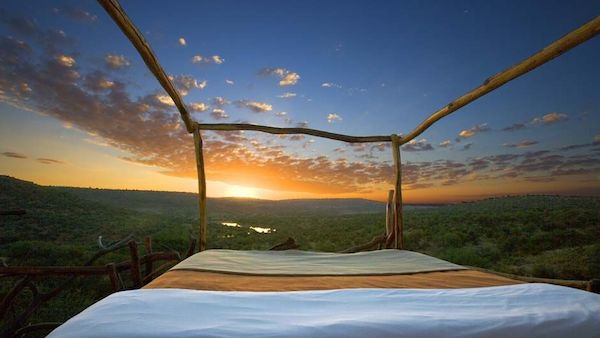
[196,122,391,143]
[193,128,208,252]
[105,263,119,292]
[127,240,142,288]
[96,0,195,133]
[143,237,153,282]
[400,16,600,145]
[391,135,404,249]
[385,189,394,238]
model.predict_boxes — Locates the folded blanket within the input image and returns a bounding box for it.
[48,283,600,338]
[171,249,466,275]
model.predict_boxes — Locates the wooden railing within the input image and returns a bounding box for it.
[0,236,195,338]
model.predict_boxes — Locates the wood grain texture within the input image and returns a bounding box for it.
[193,129,208,252]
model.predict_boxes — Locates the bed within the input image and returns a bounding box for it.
[48,249,600,337]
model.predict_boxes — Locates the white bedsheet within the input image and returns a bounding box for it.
[49,283,600,338]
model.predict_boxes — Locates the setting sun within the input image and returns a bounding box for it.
[224,184,259,199]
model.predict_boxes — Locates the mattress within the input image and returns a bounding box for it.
[48,283,600,338]
[145,249,519,291]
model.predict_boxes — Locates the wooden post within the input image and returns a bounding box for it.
[193,128,208,252]
[143,237,153,282]
[128,240,142,288]
[105,263,119,292]
[391,135,404,249]
[385,189,394,239]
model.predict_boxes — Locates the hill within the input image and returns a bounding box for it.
[52,186,387,217]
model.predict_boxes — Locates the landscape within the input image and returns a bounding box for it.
[1,0,599,337]
[1,175,598,328]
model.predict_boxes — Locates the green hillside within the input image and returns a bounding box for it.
[1,175,599,279]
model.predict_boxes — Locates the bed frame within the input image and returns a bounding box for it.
[98,0,600,252]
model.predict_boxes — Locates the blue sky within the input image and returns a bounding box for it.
[0,0,599,202]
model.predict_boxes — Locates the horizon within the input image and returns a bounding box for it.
[3,174,598,205]
[1,1,599,203]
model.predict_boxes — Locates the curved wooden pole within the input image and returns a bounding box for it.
[196,123,391,143]
[400,16,600,145]
[97,0,195,133]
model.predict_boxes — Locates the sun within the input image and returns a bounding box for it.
[224,185,259,199]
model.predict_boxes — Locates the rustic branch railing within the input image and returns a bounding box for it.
[0,236,189,338]
[97,0,600,252]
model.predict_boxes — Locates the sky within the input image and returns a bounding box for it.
[0,0,599,203]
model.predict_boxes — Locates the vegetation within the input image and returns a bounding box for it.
[1,175,599,335]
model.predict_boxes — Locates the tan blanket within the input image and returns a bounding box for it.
[145,269,520,291]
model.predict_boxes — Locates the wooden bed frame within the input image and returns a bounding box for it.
[98,0,600,253]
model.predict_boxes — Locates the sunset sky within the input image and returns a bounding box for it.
[0,0,599,203]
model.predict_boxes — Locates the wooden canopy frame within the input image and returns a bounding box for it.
[98,0,600,252]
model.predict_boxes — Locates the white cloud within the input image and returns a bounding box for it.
[275,111,287,117]
[212,55,224,64]
[439,140,452,148]
[327,113,342,123]
[321,82,342,88]
[259,68,300,86]
[55,54,75,67]
[178,37,186,46]
[225,79,234,85]
[190,102,208,112]
[277,92,297,98]
[192,54,225,65]
[212,96,229,106]
[168,75,207,95]
[458,123,490,138]
[211,108,229,120]
[235,100,273,113]
[531,112,568,124]
[155,94,175,106]
[104,54,130,69]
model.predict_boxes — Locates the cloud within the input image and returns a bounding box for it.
[55,7,98,23]
[154,94,175,107]
[104,54,130,69]
[503,140,539,148]
[189,102,208,112]
[502,123,527,132]
[37,158,64,164]
[402,139,434,152]
[192,54,224,64]
[2,151,27,159]
[595,135,600,143]
[458,123,490,138]
[327,113,342,123]
[321,82,342,88]
[259,68,300,86]
[83,72,114,91]
[178,37,186,46]
[277,92,296,99]
[439,140,452,148]
[212,97,229,107]
[461,143,473,151]
[168,74,206,95]
[275,111,287,117]
[235,100,273,113]
[532,112,568,124]
[1,20,597,197]
[225,79,234,85]
[55,54,75,67]
[211,108,229,120]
